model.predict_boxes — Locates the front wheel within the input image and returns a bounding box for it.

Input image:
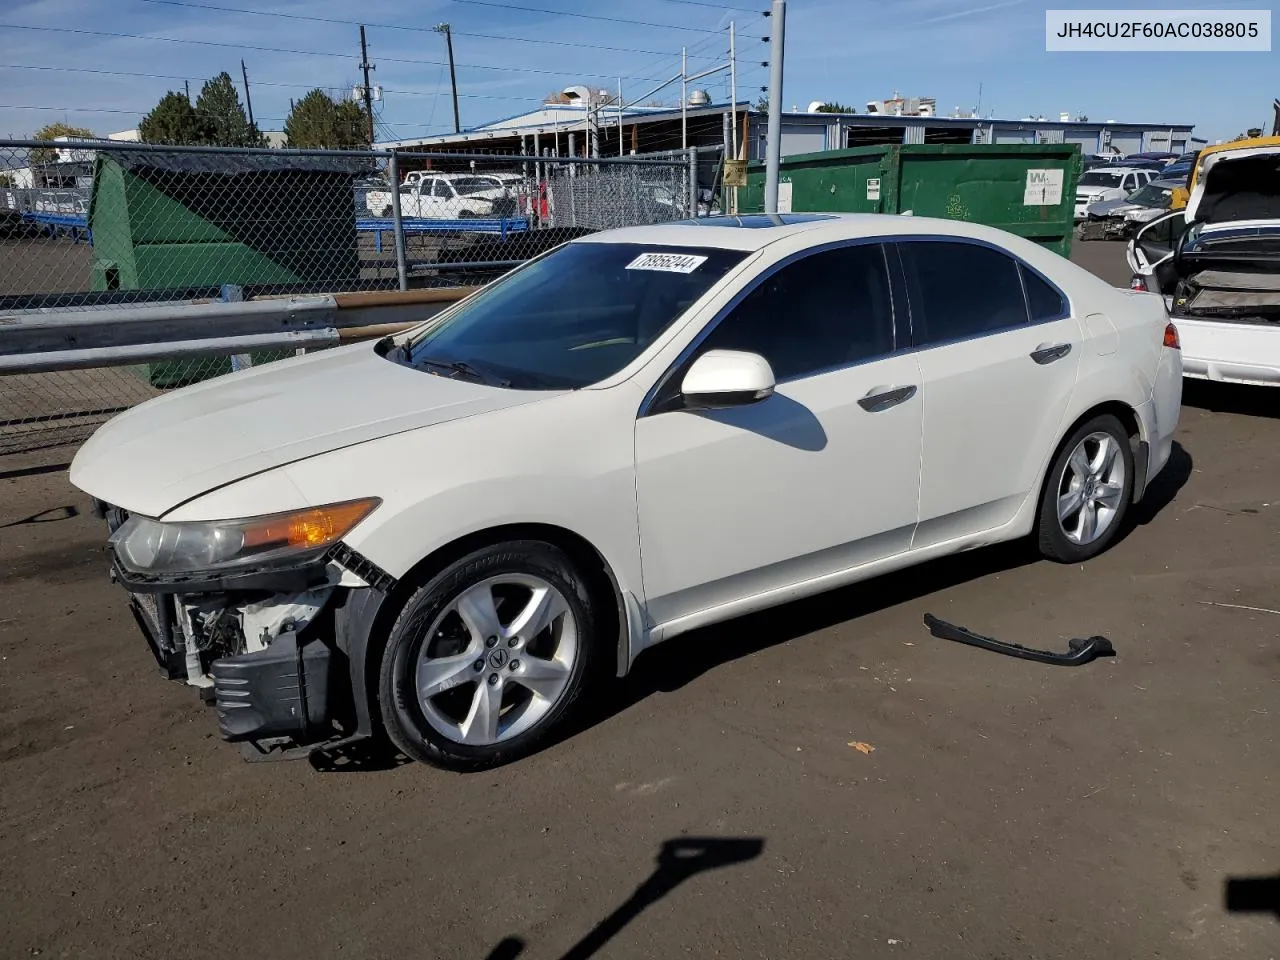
[1036,414,1135,563]
[379,541,601,771]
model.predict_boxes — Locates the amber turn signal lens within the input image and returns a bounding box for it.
[1163,323,1181,350]
[240,499,381,551]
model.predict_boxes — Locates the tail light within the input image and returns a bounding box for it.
[1164,322,1181,349]
[1129,274,1149,292]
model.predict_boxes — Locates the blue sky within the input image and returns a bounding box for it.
[0,0,1272,144]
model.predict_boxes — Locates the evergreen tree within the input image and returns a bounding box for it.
[195,72,264,147]
[139,91,212,145]
[335,99,372,148]
[284,90,372,149]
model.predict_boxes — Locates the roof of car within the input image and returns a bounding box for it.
[574,212,1019,252]
[1085,166,1153,174]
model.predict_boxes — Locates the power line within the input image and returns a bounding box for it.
[0,63,538,102]
[0,23,674,83]
[646,0,756,9]
[0,62,711,114]
[0,101,456,134]
[446,0,724,33]
[135,0,732,57]
[137,0,722,36]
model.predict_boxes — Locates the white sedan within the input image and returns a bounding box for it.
[69,214,1183,771]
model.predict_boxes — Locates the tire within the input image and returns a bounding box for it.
[378,540,602,771]
[1036,414,1135,564]
[459,209,477,219]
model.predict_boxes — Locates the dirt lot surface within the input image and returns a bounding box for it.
[1,242,1277,960]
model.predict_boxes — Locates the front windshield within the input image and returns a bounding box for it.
[1128,182,1173,207]
[406,242,749,390]
[1080,171,1125,187]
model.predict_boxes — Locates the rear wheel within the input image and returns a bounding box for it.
[1036,414,1134,563]
[379,541,600,770]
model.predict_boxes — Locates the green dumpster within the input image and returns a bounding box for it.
[88,150,373,386]
[740,143,1082,258]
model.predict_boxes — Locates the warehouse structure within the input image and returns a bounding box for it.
[379,100,1201,161]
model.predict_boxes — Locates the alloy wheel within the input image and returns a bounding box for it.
[1056,431,1127,545]
[414,574,578,746]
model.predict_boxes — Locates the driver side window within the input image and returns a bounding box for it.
[432,179,452,198]
[692,243,896,384]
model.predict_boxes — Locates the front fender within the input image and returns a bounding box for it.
[279,382,649,614]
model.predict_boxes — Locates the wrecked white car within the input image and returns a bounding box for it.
[1129,140,1280,386]
[1078,178,1180,241]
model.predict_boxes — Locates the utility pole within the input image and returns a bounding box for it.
[359,25,376,145]
[681,46,688,151]
[184,79,190,102]
[763,0,786,213]
[240,59,255,128]
[434,23,461,134]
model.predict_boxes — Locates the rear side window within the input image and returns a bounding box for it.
[899,241,1029,346]
[1020,264,1069,321]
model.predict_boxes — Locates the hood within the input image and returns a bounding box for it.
[70,343,558,517]
[1186,146,1280,226]
[1087,197,1140,217]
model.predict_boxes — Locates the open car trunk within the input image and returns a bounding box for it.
[1130,146,1280,326]
[1171,229,1280,324]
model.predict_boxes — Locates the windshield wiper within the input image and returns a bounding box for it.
[417,357,511,387]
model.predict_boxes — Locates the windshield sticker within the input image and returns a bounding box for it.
[625,252,708,274]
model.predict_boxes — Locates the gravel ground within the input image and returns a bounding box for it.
[0,241,1277,960]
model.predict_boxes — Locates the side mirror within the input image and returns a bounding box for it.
[680,349,775,409]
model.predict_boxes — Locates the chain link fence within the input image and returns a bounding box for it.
[0,139,693,456]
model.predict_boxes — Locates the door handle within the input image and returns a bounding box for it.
[1030,342,1072,365]
[858,384,917,413]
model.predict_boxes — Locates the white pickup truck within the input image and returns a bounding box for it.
[366,172,520,219]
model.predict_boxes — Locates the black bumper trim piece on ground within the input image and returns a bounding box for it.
[924,613,1115,666]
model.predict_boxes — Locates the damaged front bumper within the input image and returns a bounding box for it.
[99,502,395,759]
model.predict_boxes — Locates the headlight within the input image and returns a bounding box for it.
[110,498,381,576]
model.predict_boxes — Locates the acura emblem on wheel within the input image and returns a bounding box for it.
[487,648,509,670]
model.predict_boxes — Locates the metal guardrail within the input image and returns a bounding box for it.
[1,138,699,455]
[0,288,475,453]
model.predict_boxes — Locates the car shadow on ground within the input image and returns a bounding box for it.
[1182,380,1280,419]
[314,440,1191,774]
[1117,439,1192,535]
[583,438,1192,726]
[484,837,765,960]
